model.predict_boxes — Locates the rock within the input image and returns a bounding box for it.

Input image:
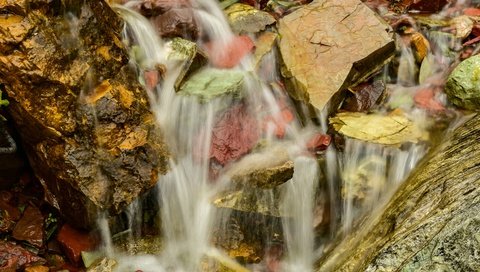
[410,32,430,63]
[209,103,259,166]
[166,38,207,90]
[0,191,21,233]
[151,8,198,39]
[392,0,449,13]
[12,205,44,248]
[317,114,480,272]
[214,187,283,217]
[330,112,425,145]
[278,0,394,111]
[56,224,96,266]
[224,3,276,34]
[253,31,278,69]
[0,1,169,228]
[179,68,245,102]
[224,145,294,188]
[134,0,192,17]
[342,80,386,112]
[204,35,255,68]
[24,265,49,272]
[306,133,331,152]
[445,55,480,110]
[87,258,117,272]
[0,241,45,270]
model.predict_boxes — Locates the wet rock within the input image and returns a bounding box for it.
[135,0,192,17]
[12,205,44,248]
[318,114,480,272]
[151,8,198,39]
[342,80,386,112]
[204,35,255,68]
[224,145,293,188]
[225,3,276,34]
[0,1,169,228]
[0,241,45,270]
[24,265,49,272]
[410,32,430,63]
[214,187,283,217]
[180,68,245,102]
[167,38,207,90]
[0,191,21,233]
[330,112,425,145]
[392,0,449,13]
[87,258,117,272]
[445,54,480,110]
[209,103,259,166]
[56,224,96,266]
[306,133,331,152]
[278,0,394,111]
[253,31,278,69]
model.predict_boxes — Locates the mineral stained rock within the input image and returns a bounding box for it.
[445,54,480,111]
[278,0,395,111]
[0,1,169,228]
[317,114,480,272]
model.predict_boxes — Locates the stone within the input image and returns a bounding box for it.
[278,0,394,111]
[0,241,45,270]
[330,112,425,145]
[87,258,117,272]
[0,1,169,228]
[253,31,278,69]
[223,145,293,188]
[56,224,96,266]
[24,265,49,272]
[12,205,44,248]
[445,54,480,110]
[342,80,386,112]
[204,35,255,69]
[151,8,198,39]
[166,38,207,90]
[317,114,480,272]
[224,3,276,34]
[179,68,245,102]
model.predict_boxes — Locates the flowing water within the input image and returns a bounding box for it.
[90,1,462,271]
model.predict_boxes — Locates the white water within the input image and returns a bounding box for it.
[97,1,437,271]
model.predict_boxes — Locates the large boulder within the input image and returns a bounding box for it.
[317,114,480,271]
[278,0,395,112]
[445,55,480,111]
[0,1,169,228]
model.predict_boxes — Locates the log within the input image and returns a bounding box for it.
[317,114,480,271]
[0,0,169,228]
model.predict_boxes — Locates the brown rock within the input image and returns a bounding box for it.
[151,8,198,39]
[342,80,386,112]
[0,1,169,228]
[24,265,49,272]
[278,0,394,111]
[12,205,44,248]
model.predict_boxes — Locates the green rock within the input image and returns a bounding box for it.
[445,55,480,110]
[179,68,245,102]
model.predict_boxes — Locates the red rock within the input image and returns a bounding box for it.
[144,70,159,90]
[56,224,96,266]
[409,0,448,13]
[205,36,255,68]
[263,108,295,138]
[210,104,260,165]
[414,88,445,111]
[306,133,331,152]
[12,205,44,248]
[0,191,20,233]
[464,8,480,16]
[0,241,45,270]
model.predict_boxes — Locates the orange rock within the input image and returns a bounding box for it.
[205,36,255,68]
